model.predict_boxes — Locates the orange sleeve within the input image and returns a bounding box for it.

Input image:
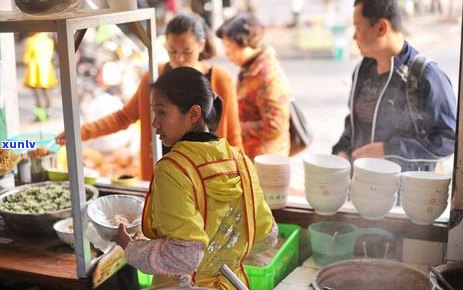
[80,83,143,141]
[211,65,243,149]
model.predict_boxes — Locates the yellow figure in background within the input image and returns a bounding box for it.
[23,32,58,112]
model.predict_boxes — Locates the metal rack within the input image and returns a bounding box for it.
[0,8,157,278]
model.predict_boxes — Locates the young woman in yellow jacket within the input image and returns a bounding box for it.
[112,67,277,289]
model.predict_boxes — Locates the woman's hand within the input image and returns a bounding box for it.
[55,132,66,145]
[111,223,133,250]
[352,142,385,159]
[336,151,350,160]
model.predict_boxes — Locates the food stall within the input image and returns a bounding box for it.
[0,2,462,290]
[0,5,157,290]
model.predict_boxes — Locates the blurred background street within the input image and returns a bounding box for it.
[14,0,463,178]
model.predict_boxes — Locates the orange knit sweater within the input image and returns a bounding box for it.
[80,63,242,180]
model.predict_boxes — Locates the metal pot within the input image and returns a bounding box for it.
[0,181,98,237]
[311,258,429,290]
[429,262,463,290]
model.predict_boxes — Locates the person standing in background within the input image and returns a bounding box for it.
[190,0,213,27]
[332,0,456,171]
[289,0,305,27]
[23,32,58,119]
[55,13,242,181]
[216,13,291,160]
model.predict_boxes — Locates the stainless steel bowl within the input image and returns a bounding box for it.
[15,0,82,16]
[0,181,98,237]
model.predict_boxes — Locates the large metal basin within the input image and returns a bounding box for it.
[0,181,98,237]
[311,258,428,290]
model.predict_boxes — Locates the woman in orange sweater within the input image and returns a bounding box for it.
[56,14,242,180]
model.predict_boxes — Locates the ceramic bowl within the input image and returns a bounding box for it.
[305,191,347,215]
[353,158,401,185]
[401,171,452,189]
[87,195,143,240]
[354,158,401,174]
[254,154,291,209]
[351,194,397,220]
[400,182,449,197]
[401,183,449,205]
[401,193,449,206]
[402,199,448,225]
[254,154,291,185]
[303,153,351,175]
[53,217,74,246]
[350,177,399,197]
[305,181,350,197]
[353,171,401,187]
[305,169,351,185]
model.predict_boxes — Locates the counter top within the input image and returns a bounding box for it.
[273,257,319,290]
[0,214,128,289]
[0,183,148,290]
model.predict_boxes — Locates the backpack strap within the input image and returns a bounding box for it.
[406,54,434,136]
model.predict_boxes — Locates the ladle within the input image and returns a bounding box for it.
[219,264,249,290]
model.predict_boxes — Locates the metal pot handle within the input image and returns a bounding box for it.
[356,228,393,259]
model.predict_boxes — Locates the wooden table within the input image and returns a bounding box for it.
[0,214,138,290]
[0,186,148,290]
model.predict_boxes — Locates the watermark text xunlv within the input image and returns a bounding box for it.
[1,140,37,149]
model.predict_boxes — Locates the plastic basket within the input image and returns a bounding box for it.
[136,223,301,290]
[137,270,153,288]
[7,132,59,153]
[244,223,301,290]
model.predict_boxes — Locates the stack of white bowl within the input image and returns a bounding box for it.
[401,171,451,225]
[303,154,351,215]
[351,158,401,220]
[254,154,291,209]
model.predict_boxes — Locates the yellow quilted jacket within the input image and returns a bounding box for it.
[142,138,274,289]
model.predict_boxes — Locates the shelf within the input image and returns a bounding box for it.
[0,9,153,30]
[0,7,157,285]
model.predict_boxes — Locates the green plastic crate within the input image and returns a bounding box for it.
[244,223,301,290]
[137,270,152,288]
[137,223,301,290]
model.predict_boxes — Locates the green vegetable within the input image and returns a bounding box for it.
[0,183,92,214]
